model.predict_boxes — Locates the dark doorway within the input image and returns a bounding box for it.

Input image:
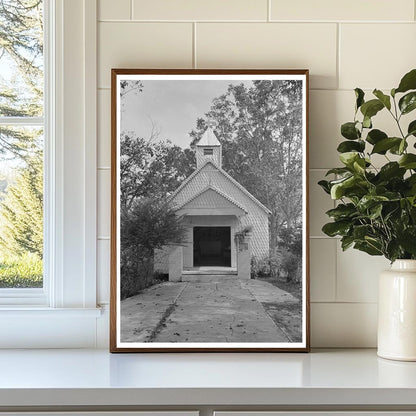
[193,227,231,267]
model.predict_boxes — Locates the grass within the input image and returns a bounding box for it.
[258,276,302,300]
[257,276,303,342]
[0,252,43,288]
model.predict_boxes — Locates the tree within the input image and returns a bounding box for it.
[120,134,195,209]
[0,0,44,275]
[0,0,43,161]
[0,154,43,257]
[120,198,186,299]
[189,80,303,250]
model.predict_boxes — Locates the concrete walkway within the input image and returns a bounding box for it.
[121,278,299,343]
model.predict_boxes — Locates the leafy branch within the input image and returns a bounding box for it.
[319,69,416,262]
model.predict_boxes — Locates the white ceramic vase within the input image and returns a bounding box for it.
[378,259,416,361]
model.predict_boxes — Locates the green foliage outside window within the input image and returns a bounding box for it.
[0,0,44,288]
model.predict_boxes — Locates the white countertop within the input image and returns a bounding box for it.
[0,349,416,408]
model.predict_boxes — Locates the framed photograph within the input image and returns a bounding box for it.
[110,69,310,352]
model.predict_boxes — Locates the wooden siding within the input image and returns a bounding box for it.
[171,163,269,259]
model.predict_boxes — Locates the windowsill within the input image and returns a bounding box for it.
[0,349,415,409]
[0,306,101,315]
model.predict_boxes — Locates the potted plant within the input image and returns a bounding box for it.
[319,68,416,361]
[234,225,253,245]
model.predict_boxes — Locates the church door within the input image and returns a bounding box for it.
[193,227,231,267]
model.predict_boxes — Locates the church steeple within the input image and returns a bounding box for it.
[195,120,222,168]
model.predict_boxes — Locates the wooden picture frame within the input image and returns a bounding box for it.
[110,69,310,352]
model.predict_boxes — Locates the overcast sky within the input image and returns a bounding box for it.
[120,80,253,149]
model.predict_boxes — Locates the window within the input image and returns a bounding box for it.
[204,148,214,155]
[0,0,45,291]
[0,0,100,347]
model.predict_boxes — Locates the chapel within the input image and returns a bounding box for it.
[155,122,270,281]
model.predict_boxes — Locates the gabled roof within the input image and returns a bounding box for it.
[196,127,221,147]
[174,185,248,214]
[169,160,271,215]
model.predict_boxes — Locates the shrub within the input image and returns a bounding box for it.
[120,198,186,299]
[280,249,300,282]
[251,256,271,278]
[0,252,43,288]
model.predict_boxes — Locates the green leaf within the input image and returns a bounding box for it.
[373,89,391,110]
[326,203,356,219]
[318,180,331,194]
[386,239,402,262]
[341,122,360,140]
[337,140,365,153]
[322,221,351,237]
[325,167,351,176]
[399,91,416,115]
[341,235,355,251]
[398,227,416,255]
[355,88,365,110]
[353,158,366,174]
[369,203,383,219]
[389,139,407,155]
[396,69,416,94]
[371,137,402,154]
[357,195,389,211]
[352,224,373,240]
[399,154,416,169]
[362,116,372,129]
[339,152,360,166]
[407,120,416,137]
[366,129,387,145]
[360,99,384,119]
[330,175,360,199]
[354,241,383,256]
[378,162,406,181]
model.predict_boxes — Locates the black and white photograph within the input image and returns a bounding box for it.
[110,69,309,352]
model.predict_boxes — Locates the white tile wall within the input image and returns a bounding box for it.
[339,24,416,90]
[132,0,268,21]
[310,239,336,302]
[270,0,414,22]
[336,246,389,303]
[96,0,416,347]
[98,22,193,88]
[99,0,131,21]
[311,303,378,347]
[196,23,338,89]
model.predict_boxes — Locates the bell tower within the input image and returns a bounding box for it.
[195,120,222,169]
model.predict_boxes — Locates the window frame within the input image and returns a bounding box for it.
[203,148,214,155]
[0,0,49,305]
[0,0,100,348]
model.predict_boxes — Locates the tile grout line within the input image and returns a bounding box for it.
[333,229,338,303]
[130,0,133,20]
[192,22,197,68]
[267,0,271,22]
[336,22,340,90]
[96,87,394,92]
[311,301,378,305]
[97,19,416,24]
